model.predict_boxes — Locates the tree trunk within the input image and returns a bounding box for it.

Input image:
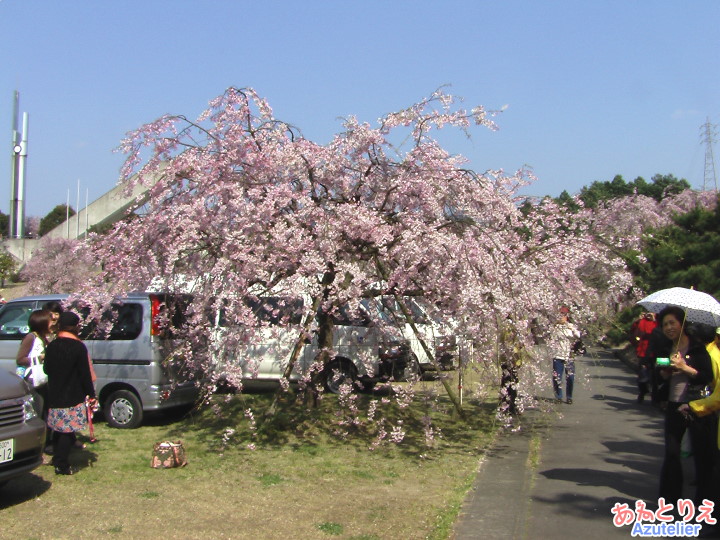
[497,324,525,418]
[499,355,520,416]
[393,294,466,419]
[304,310,334,407]
[371,256,465,418]
[264,269,335,417]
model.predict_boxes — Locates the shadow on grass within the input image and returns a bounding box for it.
[0,444,100,509]
[161,385,500,459]
[0,472,52,509]
[69,446,100,472]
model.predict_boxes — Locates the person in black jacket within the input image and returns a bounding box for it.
[43,312,96,475]
[656,306,715,505]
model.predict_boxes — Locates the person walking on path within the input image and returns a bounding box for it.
[632,312,658,403]
[550,306,581,404]
[43,312,97,475]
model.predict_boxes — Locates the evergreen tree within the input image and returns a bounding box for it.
[643,173,690,201]
[0,249,16,287]
[554,190,581,211]
[641,197,720,298]
[578,174,690,208]
[39,204,76,237]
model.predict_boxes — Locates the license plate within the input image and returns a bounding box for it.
[0,439,13,464]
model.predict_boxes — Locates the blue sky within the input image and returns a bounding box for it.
[1,0,718,217]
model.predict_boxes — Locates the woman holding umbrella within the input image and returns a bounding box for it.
[656,305,715,505]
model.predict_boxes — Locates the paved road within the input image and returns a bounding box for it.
[452,348,706,539]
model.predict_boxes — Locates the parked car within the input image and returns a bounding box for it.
[369,296,459,374]
[0,369,45,488]
[0,293,201,429]
[212,296,414,393]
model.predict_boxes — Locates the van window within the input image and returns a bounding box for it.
[377,297,430,326]
[209,296,305,328]
[0,302,35,339]
[331,302,372,327]
[79,304,144,341]
[245,297,304,326]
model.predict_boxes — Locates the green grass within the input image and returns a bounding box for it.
[258,472,283,486]
[528,433,542,469]
[2,380,500,539]
[427,469,480,540]
[317,522,344,535]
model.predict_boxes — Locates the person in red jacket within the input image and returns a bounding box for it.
[633,312,658,403]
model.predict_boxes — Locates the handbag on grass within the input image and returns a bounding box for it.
[151,441,188,469]
[24,356,48,388]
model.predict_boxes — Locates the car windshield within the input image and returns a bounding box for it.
[0,302,35,337]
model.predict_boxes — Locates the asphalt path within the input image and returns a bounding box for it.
[452,348,711,539]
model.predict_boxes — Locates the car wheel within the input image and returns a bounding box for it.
[322,359,357,394]
[404,354,421,381]
[393,353,421,382]
[104,389,143,429]
[438,353,455,370]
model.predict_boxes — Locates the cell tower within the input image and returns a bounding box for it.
[701,117,718,192]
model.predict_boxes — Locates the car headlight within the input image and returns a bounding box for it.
[23,394,38,421]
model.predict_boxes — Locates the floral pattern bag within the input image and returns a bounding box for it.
[151,441,188,469]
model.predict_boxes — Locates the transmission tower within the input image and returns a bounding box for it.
[701,117,718,192]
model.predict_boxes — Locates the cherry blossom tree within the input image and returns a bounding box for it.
[27,88,639,438]
[24,216,40,238]
[20,237,97,294]
[582,190,717,254]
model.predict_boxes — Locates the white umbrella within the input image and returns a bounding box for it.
[637,287,720,327]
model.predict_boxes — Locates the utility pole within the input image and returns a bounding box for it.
[9,92,19,238]
[701,117,718,192]
[9,91,29,238]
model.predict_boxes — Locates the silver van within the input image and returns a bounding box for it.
[0,293,201,429]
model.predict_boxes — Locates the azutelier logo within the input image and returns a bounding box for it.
[611,498,715,537]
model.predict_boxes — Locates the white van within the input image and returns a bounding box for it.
[0,293,201,429]
[212,296,418,393]
[369,296,459,374]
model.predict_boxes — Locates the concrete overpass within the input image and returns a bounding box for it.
[4,169,160,263]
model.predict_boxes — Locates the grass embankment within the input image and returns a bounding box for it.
[1,381,499,540]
